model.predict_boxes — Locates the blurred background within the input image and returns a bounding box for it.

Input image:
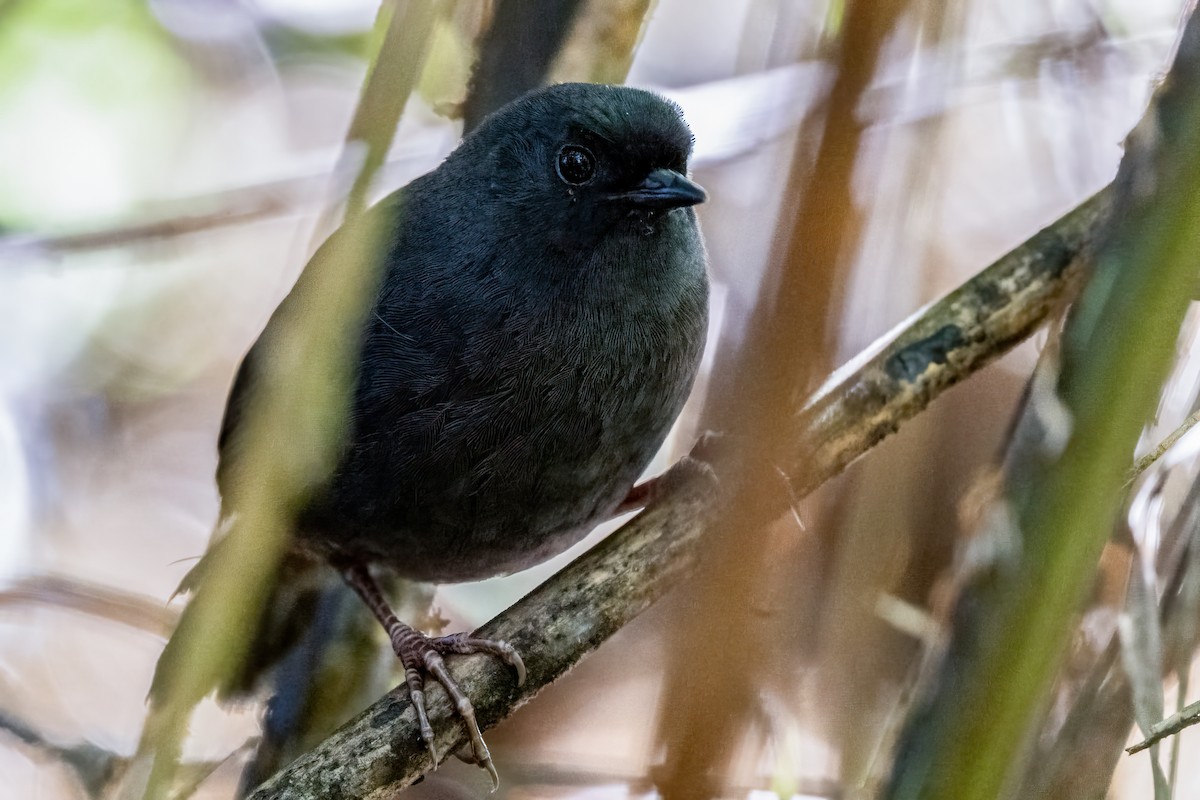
[1,0,1198,798]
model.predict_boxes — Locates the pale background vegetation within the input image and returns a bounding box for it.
[0,0,1196,798]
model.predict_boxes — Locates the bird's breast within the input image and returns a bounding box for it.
[306,237,708,583]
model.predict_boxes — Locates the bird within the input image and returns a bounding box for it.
[214,82,709,782]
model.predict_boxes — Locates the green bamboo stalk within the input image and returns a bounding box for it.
[885,9,1200,799]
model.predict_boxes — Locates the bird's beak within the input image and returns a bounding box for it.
[616,168,707,210]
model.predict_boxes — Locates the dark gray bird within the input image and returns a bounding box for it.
[218,82,708,779]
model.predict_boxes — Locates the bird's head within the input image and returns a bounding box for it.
[455,83,706,254]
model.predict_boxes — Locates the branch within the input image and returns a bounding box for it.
[1128,679,1200,754]
[248,187,1110,799]
[1125,408,1200,487]
[791,189,1105,492]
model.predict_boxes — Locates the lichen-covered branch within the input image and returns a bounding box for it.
[793,190,1106,494]
[247,187,1110,799]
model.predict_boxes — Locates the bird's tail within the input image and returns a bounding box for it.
[163,533,325,700]
[157,535,429,795]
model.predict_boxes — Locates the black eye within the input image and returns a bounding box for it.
[556,145,596,185]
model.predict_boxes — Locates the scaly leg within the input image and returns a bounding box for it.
[341,564,525,787]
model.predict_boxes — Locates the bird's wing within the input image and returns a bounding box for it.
[215,187,516,504]
[213,195,408,501]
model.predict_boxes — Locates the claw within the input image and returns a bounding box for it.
[341,565,521,786]
[404,666,439,763]
[509,649,527,687]
[454,743,501,791]
[485,760,500,792]
[425,655,495,784]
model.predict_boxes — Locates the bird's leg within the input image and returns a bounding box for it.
[340,564,525,787]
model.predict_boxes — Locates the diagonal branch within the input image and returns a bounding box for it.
[246,186,1110,799]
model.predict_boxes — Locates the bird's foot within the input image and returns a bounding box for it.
[340,564,525,788]
[390,627,525,787]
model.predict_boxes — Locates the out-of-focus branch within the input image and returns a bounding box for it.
[461,0,586,133]
[0,707,244,800]
[246,185,1109,800]
[0,155,449,264]
[0,709,128,799]
[885,6,1200,798]
[0,196,292,260]
[655,1,910,796]
[0,575,177,637]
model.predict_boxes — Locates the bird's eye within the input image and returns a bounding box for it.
[556,145,596,185]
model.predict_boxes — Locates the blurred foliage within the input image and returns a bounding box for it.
[132,3,437,797]
[887,10,1200,797]
[260,25,374,65]
[549,0,651,85]
[0,0,193,226]
[3,1,1200,799]
[417,11,476,111]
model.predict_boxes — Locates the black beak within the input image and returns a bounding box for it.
[616,168,707,210]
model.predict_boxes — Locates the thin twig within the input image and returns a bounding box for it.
[0,575,177,638]
[1128,697,1200,754]
[1125,408,1200,487]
